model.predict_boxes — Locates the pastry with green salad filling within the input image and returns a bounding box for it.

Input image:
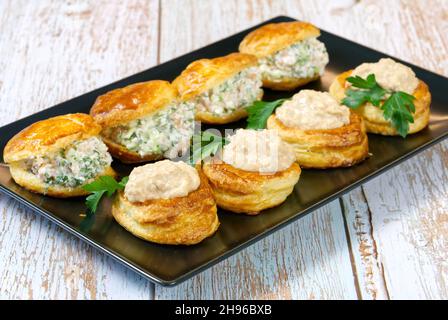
[3,113,115,197]
[90,80,194,163]
[172,52,263,124]
[239,21,329,91]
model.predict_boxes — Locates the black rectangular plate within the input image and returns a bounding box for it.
[1,16,447,286]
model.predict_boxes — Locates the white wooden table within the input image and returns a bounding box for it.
[0,0,447,300]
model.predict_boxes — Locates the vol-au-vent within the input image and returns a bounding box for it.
[329,58,431,137]
[239,21,329,90]
[3,113,115,198]
[112,160,219,245]
[90,80,194,163]
[172,53,263,124]
[203,129,301,215]
[267,90,369,169]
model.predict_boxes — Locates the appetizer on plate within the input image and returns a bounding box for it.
[90,80,194,163]
[329,58,431,137]
[267,90,369,169]
[172,52,263,124]
[202,129,301,215]
[3,113,115,197]
[112,160,219,245]
[239,21,329,91]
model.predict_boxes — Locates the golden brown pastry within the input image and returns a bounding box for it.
[172,52,263,124]
[202,129,301,215]
[112,160,219,245]
[267,90,369,169]
[90,80,194,163]
[239,21,329,91]
[3,113,115,197]
[329,58,431,136]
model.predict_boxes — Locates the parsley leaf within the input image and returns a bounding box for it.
[83,175,128,213]
[342,73,416,137]
[382,91,416,137]
[342,74,386,108]
[246,99,286,129]
[85,190,105,214]
[189,131,228,165]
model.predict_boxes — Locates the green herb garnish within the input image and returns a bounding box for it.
[83,175,128,213]
[342,74,416,137]
[189,131,228,165]
[246,99,286,129]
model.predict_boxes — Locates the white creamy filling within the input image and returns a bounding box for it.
[350,58,418,94]
[259,37,329,80]
[192,67,262,116]
[222,129,296,173]
[26,137,112,188]
[276,90,350,130]
[124,160,200,202]
[108,101,194,159]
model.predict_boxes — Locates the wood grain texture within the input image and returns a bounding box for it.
[360,144,448,299]
[1,0,447,299]
[0,0,159,299]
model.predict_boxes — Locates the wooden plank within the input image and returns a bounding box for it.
[155,0,359,300]
[341,190,390,300]
[360,142,448,299]
[0,0,159,299]
[338,0,448,299]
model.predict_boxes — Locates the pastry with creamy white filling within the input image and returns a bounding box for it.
[329,58,431,136]
[267,90,369,168]
[202,129,301,215]
[112,160,219,245]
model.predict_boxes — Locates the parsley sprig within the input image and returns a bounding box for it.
[189,131,228,165]
[342,74,416,137]
[246,99,286,129]
[83,175,128,213]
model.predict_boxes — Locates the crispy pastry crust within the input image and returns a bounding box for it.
[329,70,431,136]
[112,166,219,245]
[202,161,301,215]
[90,80,177,128]
[267,112,369,169]
[3,113,101,163]
[8,164,116,198]
[239,21,321,58]
[171,52,258,102]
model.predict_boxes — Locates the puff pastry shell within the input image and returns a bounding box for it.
[202,161,301,215]
[329,70,431,136]
[112,166,219,245]
[267,112,369,169]
[3,113,115,197]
